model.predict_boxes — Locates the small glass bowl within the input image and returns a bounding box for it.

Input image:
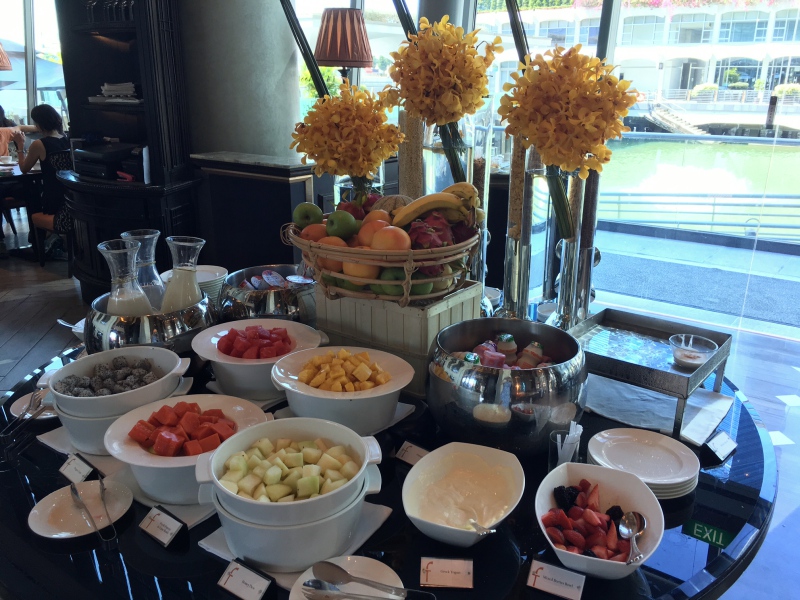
[669,334,718,369]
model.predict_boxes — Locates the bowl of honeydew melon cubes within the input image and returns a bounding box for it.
[196,417,382,525]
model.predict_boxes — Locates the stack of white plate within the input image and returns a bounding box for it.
[161,265,228,307]
[587,428,700,500]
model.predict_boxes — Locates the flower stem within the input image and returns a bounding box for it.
[440,122,467,184]
[546,165,574,239]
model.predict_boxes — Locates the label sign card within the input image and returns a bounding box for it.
[139,506,185,547]
[59,454,95,483]
[217,560,271,600]
[396,441,429,466]
[420,558,474,589]
[527,561,585,600]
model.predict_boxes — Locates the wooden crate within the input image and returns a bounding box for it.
[316,281,483,397]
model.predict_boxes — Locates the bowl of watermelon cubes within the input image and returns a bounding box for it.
[104,394,268,505]
[535,462,664,579]
[191,319,326,401]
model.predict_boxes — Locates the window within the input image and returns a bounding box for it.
[714,58,760,87]
[579,18,600,46]
[540,20,575,47]
[773,9,800,42]
[34,0,68,125]
[0,1,27,125]
[621,16,665,46]
[719,11,769,43]
[668,14,713,45]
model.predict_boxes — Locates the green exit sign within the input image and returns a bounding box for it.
[683,520,736,548]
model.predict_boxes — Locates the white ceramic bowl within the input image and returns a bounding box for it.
[196,417,382,525]
[214,464,380,573]
[402,442,525,547]
[53,397,118,455]
[104,394,268,505]
[191,319,325,401]
[49,346,190,418]
[271,346,414,435]
[535,462,665,579]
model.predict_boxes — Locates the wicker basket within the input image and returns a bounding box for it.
[281,223,480,307]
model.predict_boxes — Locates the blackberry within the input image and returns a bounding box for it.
[606,505,624,524]
[553,485,581,511]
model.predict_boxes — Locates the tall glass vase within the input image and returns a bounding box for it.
[333,165,384,211]
[495,138,547,320]
[422,117,474,194]
[548,175,585,331]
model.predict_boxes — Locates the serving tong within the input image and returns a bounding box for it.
[1,381,51,466]
[70,480,117,543]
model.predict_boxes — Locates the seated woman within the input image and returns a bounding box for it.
[15,104,72,234]
[0,104,37,155]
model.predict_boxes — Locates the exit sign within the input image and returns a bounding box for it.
[683,519,736,548]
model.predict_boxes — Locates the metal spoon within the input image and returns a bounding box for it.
[468,518,497,536]
[302,579,385,600]
[312,561,408,598]
[619,511,647,565]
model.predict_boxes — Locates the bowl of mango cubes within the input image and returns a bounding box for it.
[271,347,414,435]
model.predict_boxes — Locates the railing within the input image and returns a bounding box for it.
[643,88,800,106]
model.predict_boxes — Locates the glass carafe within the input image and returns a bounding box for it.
[161,236,205,313]
[121,229,165,310]
[98,239,155,317]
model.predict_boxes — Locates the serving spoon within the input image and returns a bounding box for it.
[619,511,647,565]
[312,561,408,598]
[468,518,497,537]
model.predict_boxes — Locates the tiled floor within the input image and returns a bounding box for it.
[0,210,798,599]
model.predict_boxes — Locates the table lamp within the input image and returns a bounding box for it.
[314,8,373,82]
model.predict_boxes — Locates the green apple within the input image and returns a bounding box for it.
[335,277,364,292]
[292,202,323,228]
[326,210,359,239]
[379,267,405,296]
[321,274,338,285]
[410,272,434,295]
[369,283,385,294]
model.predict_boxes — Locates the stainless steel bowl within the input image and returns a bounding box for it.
[217,265,316,326]
[84,293,219,355]
[427,318,587,456]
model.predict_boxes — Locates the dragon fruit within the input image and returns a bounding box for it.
[422,211,454,246]
[409,220,444,250]
[409,221,444,275]
[452,222,478,245]
[362,193,381,213]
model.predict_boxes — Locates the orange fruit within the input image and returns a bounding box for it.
[357,220,390,246]
[343,246,381,279]
[362,210,392,225]
[300,223,328,242]
[316,236,347,272]
[371,226,412,251]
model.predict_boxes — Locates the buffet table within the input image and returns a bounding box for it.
[0,345,775,600]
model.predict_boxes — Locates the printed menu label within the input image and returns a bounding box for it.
[527,561,585,600]
[420,558,473,588]
[217,560,271,600]
[59,454,94,483]
[139,506,184,547]
[397,441,429,466]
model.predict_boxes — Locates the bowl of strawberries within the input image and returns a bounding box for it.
[191,319,327,401]
[534,462,664,579]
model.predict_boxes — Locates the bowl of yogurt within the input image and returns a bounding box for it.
[401,442,525,547]
[669,334,717,369]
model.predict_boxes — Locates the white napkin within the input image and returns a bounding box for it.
[585,374,734,446]
[198,502,392,590]
[272,403,415,435]
[37,427,216,529]
[205,381,285,411]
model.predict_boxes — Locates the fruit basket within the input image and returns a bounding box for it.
[281,223,480,307]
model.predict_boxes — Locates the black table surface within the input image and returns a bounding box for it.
[0,346,776,600]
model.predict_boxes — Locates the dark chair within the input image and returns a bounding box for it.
[30,150,74,276]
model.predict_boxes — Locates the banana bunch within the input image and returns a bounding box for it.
[391,192,472,228]
[441,182,480,209]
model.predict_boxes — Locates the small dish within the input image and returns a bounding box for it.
[288,555,403,600]
[8,391,58,420]
[669,334,717,369]
[28,479,133,538]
